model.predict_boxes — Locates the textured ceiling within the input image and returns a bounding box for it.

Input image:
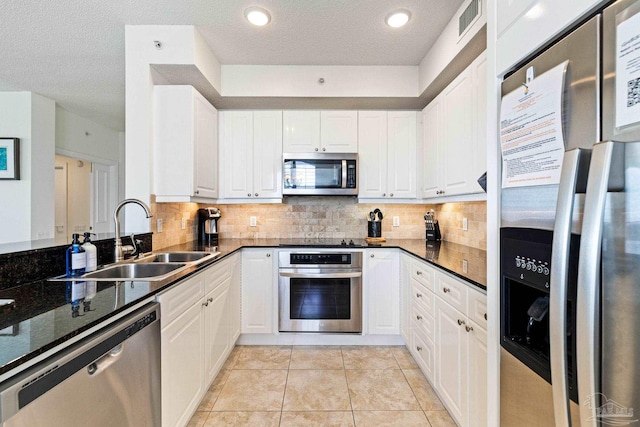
[0,0,464,131]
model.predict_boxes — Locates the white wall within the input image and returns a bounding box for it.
[0,92,55,244]
[418,0,488,94]
[56,106,121,163]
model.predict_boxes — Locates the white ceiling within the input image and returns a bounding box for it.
[0,0,464,131]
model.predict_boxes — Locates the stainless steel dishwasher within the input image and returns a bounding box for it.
[0,302,161,426]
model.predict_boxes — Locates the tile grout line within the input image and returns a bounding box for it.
[339,346,358,426]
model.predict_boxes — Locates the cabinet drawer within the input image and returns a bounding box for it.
[204,258,232,294]
[411,260,435,292]
[411,324,435,382]
[468,288,487,329]
[158,273,204,326]
[411,279,435,314]
[435,271,468,313]
[411,304,435,339]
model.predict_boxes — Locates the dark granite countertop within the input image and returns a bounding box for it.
[0,239,485,378]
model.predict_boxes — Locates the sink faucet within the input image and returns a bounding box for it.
[114,198,153,262]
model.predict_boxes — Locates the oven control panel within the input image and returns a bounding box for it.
[290,253,351,265]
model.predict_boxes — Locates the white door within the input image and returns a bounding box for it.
[220,111,254,198]
[358,111,388,198]
[91,163,116,234]
[283,111,320,153]
[253,111,283,198]
[204,279,231,382]
[241,249,274,334]
[387,111,417,199]
[365,250,400,334]
[320,110,358,152]
[467,321,487,427]
[421,99,443,198]
[194,96,218,199]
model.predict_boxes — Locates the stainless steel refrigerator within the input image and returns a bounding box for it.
[500,0,640,426]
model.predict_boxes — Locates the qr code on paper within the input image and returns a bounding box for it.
[628,77,640,107]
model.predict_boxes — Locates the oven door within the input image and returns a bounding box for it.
[278,269,362,333]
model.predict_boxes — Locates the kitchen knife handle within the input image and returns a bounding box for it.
[550,148,584,427]
[577,141,616,427]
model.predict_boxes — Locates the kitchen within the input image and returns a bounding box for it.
[1,0,639,426]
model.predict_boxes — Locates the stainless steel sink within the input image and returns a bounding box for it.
[81,262,188,281]
[135,251,220,265]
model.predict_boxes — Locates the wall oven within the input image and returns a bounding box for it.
[278,251,362,333]
[282,153,357,196]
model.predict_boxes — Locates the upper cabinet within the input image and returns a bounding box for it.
[496,0,601,74]
[283,110,357,153]
[421,52,486,199]
[358,111,417,200]
[154,86,218,202]
[219,111,283,200]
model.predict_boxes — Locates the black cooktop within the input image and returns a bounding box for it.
[278,239,366,248]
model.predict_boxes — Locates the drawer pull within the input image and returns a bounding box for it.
[416,346,423,352]
[457,319,465,326]
[416,315,423,320]
[443,287,451,293]
[465,325,474,332]
[370,254,375,258]
[207,297,213,303]
[484,313,487,321]
[266,253,271,257]
[416,293,423,298]
[416,270,422,275]
[203,301,209,307]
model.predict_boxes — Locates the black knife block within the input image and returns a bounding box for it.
[426,221,441,241]
[368,221,381,238]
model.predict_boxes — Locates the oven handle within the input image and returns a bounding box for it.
[279,271,362,279]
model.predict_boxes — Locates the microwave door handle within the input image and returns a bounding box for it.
[577,141,616,427]
[550,148,584,427]
[342,160,347,189]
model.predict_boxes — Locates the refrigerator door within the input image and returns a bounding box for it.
[501,16,600,232]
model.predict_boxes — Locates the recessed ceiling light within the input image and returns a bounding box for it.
[386,9,411,28]
[244,6,271,26]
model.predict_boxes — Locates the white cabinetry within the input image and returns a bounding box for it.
[154,86,218,202]
[421,52,486,199]
[283,110,357,153]
[241,249,274,334]
[358,111,417,200]
[364,249,400,335]
[406,257,487,427]
[496,0,601,75]
[157,256,240,427]
[219,111,282,200]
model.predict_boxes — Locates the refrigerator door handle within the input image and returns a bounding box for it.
[550,148,585,427]
[577,140,615,427]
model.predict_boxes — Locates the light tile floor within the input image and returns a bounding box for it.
[188,345,457,427]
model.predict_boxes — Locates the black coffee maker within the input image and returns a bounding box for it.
[198,207,221,245]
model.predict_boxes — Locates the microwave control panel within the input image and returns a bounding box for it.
[346,161,356,188]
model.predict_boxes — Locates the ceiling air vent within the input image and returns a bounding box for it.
[458,0,480,39]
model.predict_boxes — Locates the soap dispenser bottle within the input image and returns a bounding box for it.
[66,233,86,277]
[82,232,97,272]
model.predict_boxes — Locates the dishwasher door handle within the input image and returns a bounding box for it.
[87,343,125,375]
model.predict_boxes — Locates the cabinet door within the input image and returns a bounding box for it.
[283,111,320,153]
[467,321,487,427]
[471,52,487,194]
[320,110,358,152]
[253,111,283,198]
[358,111,388,198]
[399,253,412,344]
[441,68,475,197]
[365,250,400,335]
[229,254,242,344]
[241,249,274,334]
[220,111,254,198]
[193,93,218,199]
[387,111,417,199]
[421,98,442,198]
[204,278,231,382]
[435,298,468,426]
[161,302,204,427]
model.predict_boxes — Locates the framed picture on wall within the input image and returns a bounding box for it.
[0,138,20,180]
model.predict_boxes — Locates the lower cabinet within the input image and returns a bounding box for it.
[157,255,240,427]
[241,249,274,334]
[406,256,487,427]
[364,249,400,334]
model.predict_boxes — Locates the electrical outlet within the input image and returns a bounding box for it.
[393,216,400,227]
[462,217,468,231]
[181,218,187,230]
[463,259,468,273]
[156,219,163,233]
[250,216,257,227]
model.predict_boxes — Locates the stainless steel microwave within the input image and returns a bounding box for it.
[283,153,357,196]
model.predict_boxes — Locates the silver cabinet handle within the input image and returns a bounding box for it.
[442,287,450,293]
[577,141,616,427]
[247,193,251,197]
[370,254,375,258]
[195,190,199,194]
[255,193,259,197]
[416,315,422,320]
[208,297,213,303]
[416,346,423,352]
[322,147,326,151]
[416,293,422,298]
[457,319,465,326]
[266,253,271,257]
[416,270,422,275]
[382,193,386,197]
[390,193,394,197]
[484,313,487,321]
[465,325,474,332]
[315,148,319,151]
[202,301,209,307]
[550,148,585,427]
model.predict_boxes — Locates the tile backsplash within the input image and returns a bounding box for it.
[151,196,486,251]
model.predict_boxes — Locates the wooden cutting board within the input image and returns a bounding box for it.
[365,237,386,244]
